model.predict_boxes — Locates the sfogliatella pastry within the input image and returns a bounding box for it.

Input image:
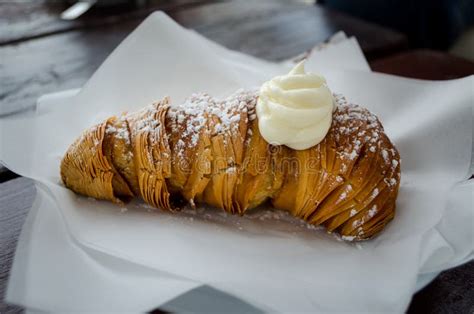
[61,61,400,241]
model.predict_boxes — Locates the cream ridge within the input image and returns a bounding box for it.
[256,61,334,150]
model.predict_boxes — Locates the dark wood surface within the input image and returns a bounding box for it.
[0,178,36,314]
[0,0,220,45]
[0,0,408,116]
[371,49,474,80]
[0,0,472,313]
[1,0,407,58]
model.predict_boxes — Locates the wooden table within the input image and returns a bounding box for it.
[0,1,472,312]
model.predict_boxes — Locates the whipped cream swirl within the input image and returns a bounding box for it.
[256,61,334,150]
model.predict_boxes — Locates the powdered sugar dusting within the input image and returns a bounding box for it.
[368,205,378,218]
[332,94,398,170]
[167,89,258,157]
[106,116,131,144]
[128,103,163,135]
[392,159,399,168]
[381,149,389,163]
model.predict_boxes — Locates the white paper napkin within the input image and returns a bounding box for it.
[7,181,202,312]
[2,12,473,312]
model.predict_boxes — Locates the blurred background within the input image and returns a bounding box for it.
[2,0,474,117]
[2,0,473,60]
[2,0,474,118]
[322,0,474,58]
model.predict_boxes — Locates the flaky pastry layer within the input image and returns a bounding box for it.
[61,91,400,241]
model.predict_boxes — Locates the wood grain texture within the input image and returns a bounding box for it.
[0,0,222,45]
[0,0,407,173]
[0,19,141,115]
[0,0,408,115]
[0,177,35,313]
[1,0,406,58]
[408,261,474,313]
[171,1,408,60]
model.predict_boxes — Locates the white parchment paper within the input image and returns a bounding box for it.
[1,12,473,312]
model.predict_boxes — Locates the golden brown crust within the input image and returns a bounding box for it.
[60,92,400,241]
[271,97,401,240]
[127,98,173,210]
[104,116,140,196]
[60,120,132,204]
